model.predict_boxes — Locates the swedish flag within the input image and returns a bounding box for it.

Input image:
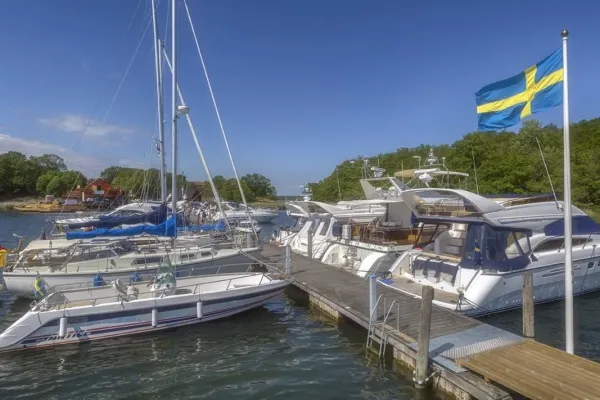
[476,49,564,131]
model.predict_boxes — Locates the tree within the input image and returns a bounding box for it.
[100,166,122,183]
[241,173,276,199]
[29,154,67,172]
[308,117,600,217]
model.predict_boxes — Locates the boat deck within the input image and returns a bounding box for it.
[261,243,600,400]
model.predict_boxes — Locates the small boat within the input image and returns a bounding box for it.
[0,264,291,352]
[235,220,262,234]
[13,202,88,213]
[214,202,278,223]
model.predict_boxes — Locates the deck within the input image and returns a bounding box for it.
[261,243,600,400]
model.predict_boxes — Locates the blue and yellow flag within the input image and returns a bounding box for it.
[476,49,564,131]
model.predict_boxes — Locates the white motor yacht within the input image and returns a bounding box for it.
[381,188,600,316]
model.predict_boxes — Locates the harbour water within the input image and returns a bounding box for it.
[0,211,599,399]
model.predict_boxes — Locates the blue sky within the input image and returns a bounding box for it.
[0,1,598,195]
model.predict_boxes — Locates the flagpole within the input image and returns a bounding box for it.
[561,29,574,355]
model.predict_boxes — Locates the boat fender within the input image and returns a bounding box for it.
[93,273,105,287]
[58,317,67,338]
[151,308,158,327]
[196,301,203,319]
[130,271,142,283]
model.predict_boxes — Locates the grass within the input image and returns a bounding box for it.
[249,198,286,210]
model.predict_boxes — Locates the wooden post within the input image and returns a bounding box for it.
[415,285,434,389]
[307,230,313,258]
[522,271,534,338]
[285,245,292,275]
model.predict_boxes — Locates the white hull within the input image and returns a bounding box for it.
[0,273,289,352]
[385,257,600,317]
[3,250,261,299]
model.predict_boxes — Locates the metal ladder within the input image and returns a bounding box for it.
[366,295,400,359]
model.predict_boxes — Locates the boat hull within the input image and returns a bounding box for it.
[3,249,262,299]
[0,278,288,352]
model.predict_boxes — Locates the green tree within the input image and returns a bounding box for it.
[241,173,276,198]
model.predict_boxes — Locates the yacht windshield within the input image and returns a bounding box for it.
[462,224,531,272]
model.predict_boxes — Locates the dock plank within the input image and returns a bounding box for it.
[458,340,600,399]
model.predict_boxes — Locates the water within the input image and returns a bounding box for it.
[0,211,428,400]
[0,211,599,399]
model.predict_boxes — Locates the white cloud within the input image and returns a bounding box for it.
[38,114,135,137]
[0,133,143,177]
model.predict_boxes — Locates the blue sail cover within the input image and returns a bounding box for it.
[66,216,176,239]
[66,203,168,230]
[179,219,227,232]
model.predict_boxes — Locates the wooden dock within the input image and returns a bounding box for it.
[261,243,600,400]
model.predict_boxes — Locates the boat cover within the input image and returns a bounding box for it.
[65,203,168,230]
[179,220,227,232]
[543,215,600,236]
[66,216,176,239]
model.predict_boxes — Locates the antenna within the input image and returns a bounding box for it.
[471,148,480,195]
[535,137,560,209]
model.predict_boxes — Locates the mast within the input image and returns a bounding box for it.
[151,0,167,202]
[171,0,178,231]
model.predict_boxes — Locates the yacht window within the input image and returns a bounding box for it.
[573,237,591,247]
[534,238,564,253]
[588,262,595,269]
[534,237,590,253]
[311,219,321,234]
[131,256,164,266]
[200,251,212,257]
[318,220,330,236]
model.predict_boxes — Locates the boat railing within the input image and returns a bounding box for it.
[42,259,275,294]
[39,268,283,310]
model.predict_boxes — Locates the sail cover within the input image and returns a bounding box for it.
[66,216,176,239]
[179,220,227,232]
[65,203,168,230]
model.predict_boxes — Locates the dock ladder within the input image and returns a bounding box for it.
[366,295,400,359]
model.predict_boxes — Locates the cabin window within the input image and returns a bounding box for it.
[310,219,321,234]
[533,238,564,253]
[179,254,196,262]
[200,251,212,257]
[318,220,330,236]
[534,237,590,254]
[131,256,163,266]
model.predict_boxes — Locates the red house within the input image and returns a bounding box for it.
[66,179,125,204]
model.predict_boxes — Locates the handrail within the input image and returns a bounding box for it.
[38,270,280,311]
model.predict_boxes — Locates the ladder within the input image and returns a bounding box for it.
[366,295,400,359]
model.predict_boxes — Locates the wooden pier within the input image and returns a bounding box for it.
[261,243,600,400]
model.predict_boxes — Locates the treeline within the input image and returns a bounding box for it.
[0,152,86,198]
[0,152,277,203]
[99,166,187,200]
[310,119,600,212]
[205,173,277,203]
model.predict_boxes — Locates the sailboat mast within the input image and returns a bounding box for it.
[151,0,167,202]
[171,0,178,219]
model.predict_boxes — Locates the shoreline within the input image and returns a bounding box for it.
[0,197,43,211]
